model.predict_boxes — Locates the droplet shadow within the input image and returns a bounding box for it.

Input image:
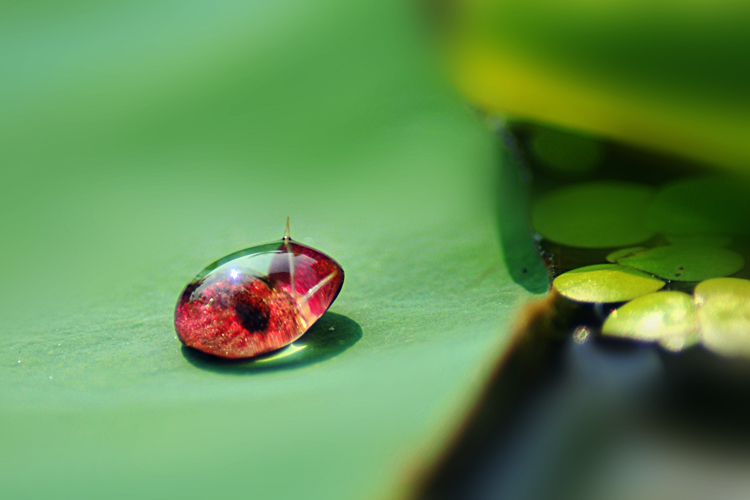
[181,312,362,374]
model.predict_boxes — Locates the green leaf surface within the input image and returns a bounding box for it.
[553,264,664,303]
[531,181,656,248]
[606,246,647,263]
[617,245,745,282]
[0,2,546,499]
[695,278,750,357]
[647,177,750,236]
[602,291,699,352]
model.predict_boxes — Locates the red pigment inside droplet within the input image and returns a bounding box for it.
[174,239,344,359]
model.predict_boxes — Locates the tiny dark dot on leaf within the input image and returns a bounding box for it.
[678,266,684,270]
[675,273,682,277]
[522,268,528,273]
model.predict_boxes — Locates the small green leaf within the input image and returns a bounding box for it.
[553,264,664,303]
[606,246,647,263]
[647,177,750,236]
[602,291,699,352]
[665,233,732,247]
[695,278,750,357]
[617,245,744,282]
[532,182,656,248]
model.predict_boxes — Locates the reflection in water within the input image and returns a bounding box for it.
[181,312,361,374]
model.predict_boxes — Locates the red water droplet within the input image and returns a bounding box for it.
[175,237,344,359]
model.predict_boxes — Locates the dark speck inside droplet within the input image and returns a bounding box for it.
[233,289,270,333]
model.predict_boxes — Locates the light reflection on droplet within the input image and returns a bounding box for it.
[256,343,307,363]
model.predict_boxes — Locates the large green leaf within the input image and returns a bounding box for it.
[0,2,544,499]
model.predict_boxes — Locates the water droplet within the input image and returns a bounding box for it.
[175,231,344,359]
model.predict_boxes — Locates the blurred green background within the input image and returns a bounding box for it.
[445,0,750,173]
[0,1,543,499]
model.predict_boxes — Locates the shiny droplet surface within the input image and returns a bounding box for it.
[175,238,344,359]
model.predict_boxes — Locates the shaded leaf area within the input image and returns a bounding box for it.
[648,177,750,236]
[0,3,547,500]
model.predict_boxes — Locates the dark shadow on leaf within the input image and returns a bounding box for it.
[181,312,361,374]
[495,127,549,294]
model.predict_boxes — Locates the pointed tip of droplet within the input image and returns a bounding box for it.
[283,217,291,241]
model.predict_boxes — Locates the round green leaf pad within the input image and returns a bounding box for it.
[553,264,664,303]
[602,291,699,352]
[532,182,656,248]
[695,278,750,357]
[617,245,744,282]
[647,177,750,236]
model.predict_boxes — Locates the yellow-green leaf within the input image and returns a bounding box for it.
[553,264,664,303]
[602,291,699,352]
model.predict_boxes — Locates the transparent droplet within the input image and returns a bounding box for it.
[175,234,344,359]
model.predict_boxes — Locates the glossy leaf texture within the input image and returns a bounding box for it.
[0,2,545,500]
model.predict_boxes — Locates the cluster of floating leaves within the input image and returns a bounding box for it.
[599,281,750,356]
[530,173,750,357]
